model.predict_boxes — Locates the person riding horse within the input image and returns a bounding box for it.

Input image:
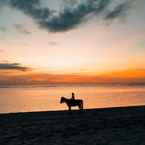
[60,92,83,110]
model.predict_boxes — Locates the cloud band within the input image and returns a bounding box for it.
[0,0,133,32]
[0,63,29,71]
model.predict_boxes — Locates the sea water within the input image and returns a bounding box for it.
[0,85,145,113]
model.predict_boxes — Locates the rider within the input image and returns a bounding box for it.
[71,92,75,100]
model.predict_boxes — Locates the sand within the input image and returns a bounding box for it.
[0,106,145,145]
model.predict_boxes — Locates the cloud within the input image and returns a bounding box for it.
[0,0,133,32]
[39,0,113,32]
[14,24,31,34]
[0,69,145,86]
[0,0,7,8]
[0,63,29,71]
[105,2,130,20]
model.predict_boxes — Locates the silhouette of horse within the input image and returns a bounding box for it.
[60,97,83,111]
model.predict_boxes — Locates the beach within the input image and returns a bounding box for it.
[0,106,145,145]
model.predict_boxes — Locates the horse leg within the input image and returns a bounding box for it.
[79,104,82,110]
[81,103,83,109]
[78,105,80,110]
[79,102,83,110]
[82,101,84,109]
[68,105,71,111]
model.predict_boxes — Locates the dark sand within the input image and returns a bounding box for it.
[1,106,145,145]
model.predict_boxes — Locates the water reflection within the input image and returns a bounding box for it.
[0,85,145,113]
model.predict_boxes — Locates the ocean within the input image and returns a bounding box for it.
[0,85,145,113]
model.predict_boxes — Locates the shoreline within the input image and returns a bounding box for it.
[1,105,145,115]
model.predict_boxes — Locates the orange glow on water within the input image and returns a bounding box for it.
[0,86,145,113]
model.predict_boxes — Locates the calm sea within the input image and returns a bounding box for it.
[0,85,145,113]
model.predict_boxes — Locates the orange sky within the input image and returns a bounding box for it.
[0,69,145,86]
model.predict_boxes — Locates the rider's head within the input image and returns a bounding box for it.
[72,92,75,98]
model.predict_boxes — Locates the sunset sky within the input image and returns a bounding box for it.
[0,0,145,85]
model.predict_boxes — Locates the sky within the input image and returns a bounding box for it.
[0,0,145,85]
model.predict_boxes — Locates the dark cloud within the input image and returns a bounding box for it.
[39,0,113,32]
[105,2,130,20]
[0,63,29,71]
[9,0,50,19]
[0,0,133,32]
[14,24,31,34]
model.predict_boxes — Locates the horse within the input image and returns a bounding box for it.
[60,97,83,111]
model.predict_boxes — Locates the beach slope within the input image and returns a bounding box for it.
[0,106,145,145]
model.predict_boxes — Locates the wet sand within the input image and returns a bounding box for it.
[0,106,145,145]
